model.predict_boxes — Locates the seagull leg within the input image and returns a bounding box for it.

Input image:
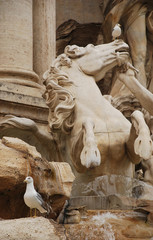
[30,208,32,217]
[34,208,37,217]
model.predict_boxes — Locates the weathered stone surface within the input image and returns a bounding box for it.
[1,210,153,240]
[71,174,153,205]
[49,162,75,197]
[0,217,63,240]
[56,0,102,28]
[0,136,75,219]
[0,81,47,117]
[57,200,85,224]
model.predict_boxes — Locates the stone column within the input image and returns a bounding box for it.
[0,0,39,85]
[33,0,56,83]
[0,0,49,125]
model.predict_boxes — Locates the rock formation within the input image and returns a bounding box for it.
[0,136,74,219]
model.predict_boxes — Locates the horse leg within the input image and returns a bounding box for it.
[126,110,153,163]
[80,119,101,168]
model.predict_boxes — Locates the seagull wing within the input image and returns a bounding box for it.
[36,192,45,205]
[36,192,47,210]
[36,192,52,213]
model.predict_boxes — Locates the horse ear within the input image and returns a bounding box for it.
[64,45,75,57]
[64,45,86,58]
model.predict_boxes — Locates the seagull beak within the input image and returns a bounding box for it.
[23,179,27,183]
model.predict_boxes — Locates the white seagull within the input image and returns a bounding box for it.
[24,176,49,217]
[112,23,121,40]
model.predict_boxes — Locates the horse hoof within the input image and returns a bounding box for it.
[80,146,101,168]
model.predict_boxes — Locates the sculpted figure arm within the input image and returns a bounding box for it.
[102,0,148,87]
[117,66,153,116]
[125,5,147,87]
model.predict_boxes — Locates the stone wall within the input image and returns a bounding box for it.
[56,1,103,58]
[56,0,102,28]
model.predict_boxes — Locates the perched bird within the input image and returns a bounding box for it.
[24,176,49,217]
[112,23,121,40]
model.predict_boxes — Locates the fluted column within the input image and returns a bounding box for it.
[0,0,39,84]
[33,0,56,83]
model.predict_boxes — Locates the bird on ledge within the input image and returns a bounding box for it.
[24,176,49,217]
[112,23,121,40]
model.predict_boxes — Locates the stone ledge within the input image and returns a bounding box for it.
[0,100,48,124]
[69,195,135,210]
[0,81,44,97]
[0,81,47,107]
[0,81,48,124]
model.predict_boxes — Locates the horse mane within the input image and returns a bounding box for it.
[43,53,76,134]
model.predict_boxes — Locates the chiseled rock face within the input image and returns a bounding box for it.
[0,136,75,219]
[0,217,62,240]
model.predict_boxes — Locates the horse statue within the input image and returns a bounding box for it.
[0,40,152,198]
[43,40,153,183]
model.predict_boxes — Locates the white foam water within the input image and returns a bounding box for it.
[91,212,120,240]
[92,212,119,225]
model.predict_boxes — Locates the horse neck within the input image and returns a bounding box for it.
[63,60,96,86]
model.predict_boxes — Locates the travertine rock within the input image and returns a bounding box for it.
[0,217,62,240]
[0,210,153,240]
[49,162,75,197]
[0,136,75,219]
[57,200,85,224]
